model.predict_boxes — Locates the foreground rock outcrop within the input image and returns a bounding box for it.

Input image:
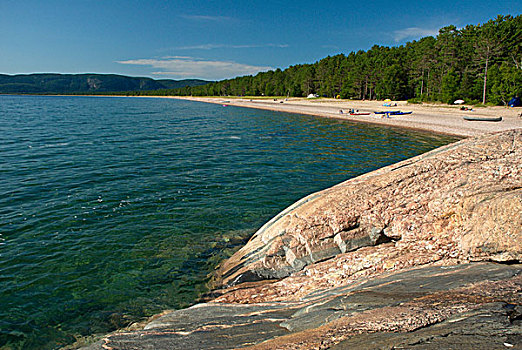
[84,130,521,350]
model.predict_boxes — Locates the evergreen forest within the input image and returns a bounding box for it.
[169,15,521,105]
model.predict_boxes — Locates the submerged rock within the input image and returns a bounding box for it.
[82,130,522,350]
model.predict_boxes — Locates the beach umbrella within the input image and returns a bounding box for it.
[384,99,391,102]
[454,99,465,104]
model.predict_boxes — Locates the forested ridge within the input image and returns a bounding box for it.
[169,15,521,105]
[0,73,208,95]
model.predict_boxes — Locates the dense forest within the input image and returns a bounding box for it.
[0,74,208,95]
[167,15,521,105]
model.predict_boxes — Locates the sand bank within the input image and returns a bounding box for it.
[171,96,522,137]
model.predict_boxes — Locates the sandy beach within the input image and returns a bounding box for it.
[171,96,522,137]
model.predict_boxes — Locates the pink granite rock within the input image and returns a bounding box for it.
[213,130,522,289]
[83,130,522,350]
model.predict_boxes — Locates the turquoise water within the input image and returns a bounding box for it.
[0,95,458,349]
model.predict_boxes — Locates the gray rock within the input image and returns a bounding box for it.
[83,263,521,350]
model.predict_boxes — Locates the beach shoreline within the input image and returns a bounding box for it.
[4,94,521,138]
[168,96,522,138]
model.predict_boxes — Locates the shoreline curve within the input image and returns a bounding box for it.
[169,96,522,138]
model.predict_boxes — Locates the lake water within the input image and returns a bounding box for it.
[0,95,458,349]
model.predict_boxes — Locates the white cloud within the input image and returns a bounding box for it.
[161,55,194,59]
[392,27,439,42]
[116,57,273,80]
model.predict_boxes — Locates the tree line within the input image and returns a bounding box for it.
[160,15,521,105]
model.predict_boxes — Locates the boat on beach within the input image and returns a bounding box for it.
[374,111,412,116]
[349,112,371,115]
[389,111,413,115]
[374,111,400,114]
[374,110,413,118]
[463,116,503,122]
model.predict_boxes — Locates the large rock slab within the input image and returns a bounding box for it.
[329,302,521,350]
[84,263,521,349]
[81,130,522,349]
[212,130,522,289]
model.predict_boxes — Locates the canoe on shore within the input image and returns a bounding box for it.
[374,111,412,116]
[349,112,371,115]
[374,111,400,114]
[463,116,503,122]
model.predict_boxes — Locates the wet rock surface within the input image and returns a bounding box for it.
[82,130,521,350]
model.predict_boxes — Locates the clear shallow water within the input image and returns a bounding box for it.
[0,95,458,349]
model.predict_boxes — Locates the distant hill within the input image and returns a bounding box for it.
[0,73,209,94]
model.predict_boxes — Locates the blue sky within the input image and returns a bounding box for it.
[1,0,520,81]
